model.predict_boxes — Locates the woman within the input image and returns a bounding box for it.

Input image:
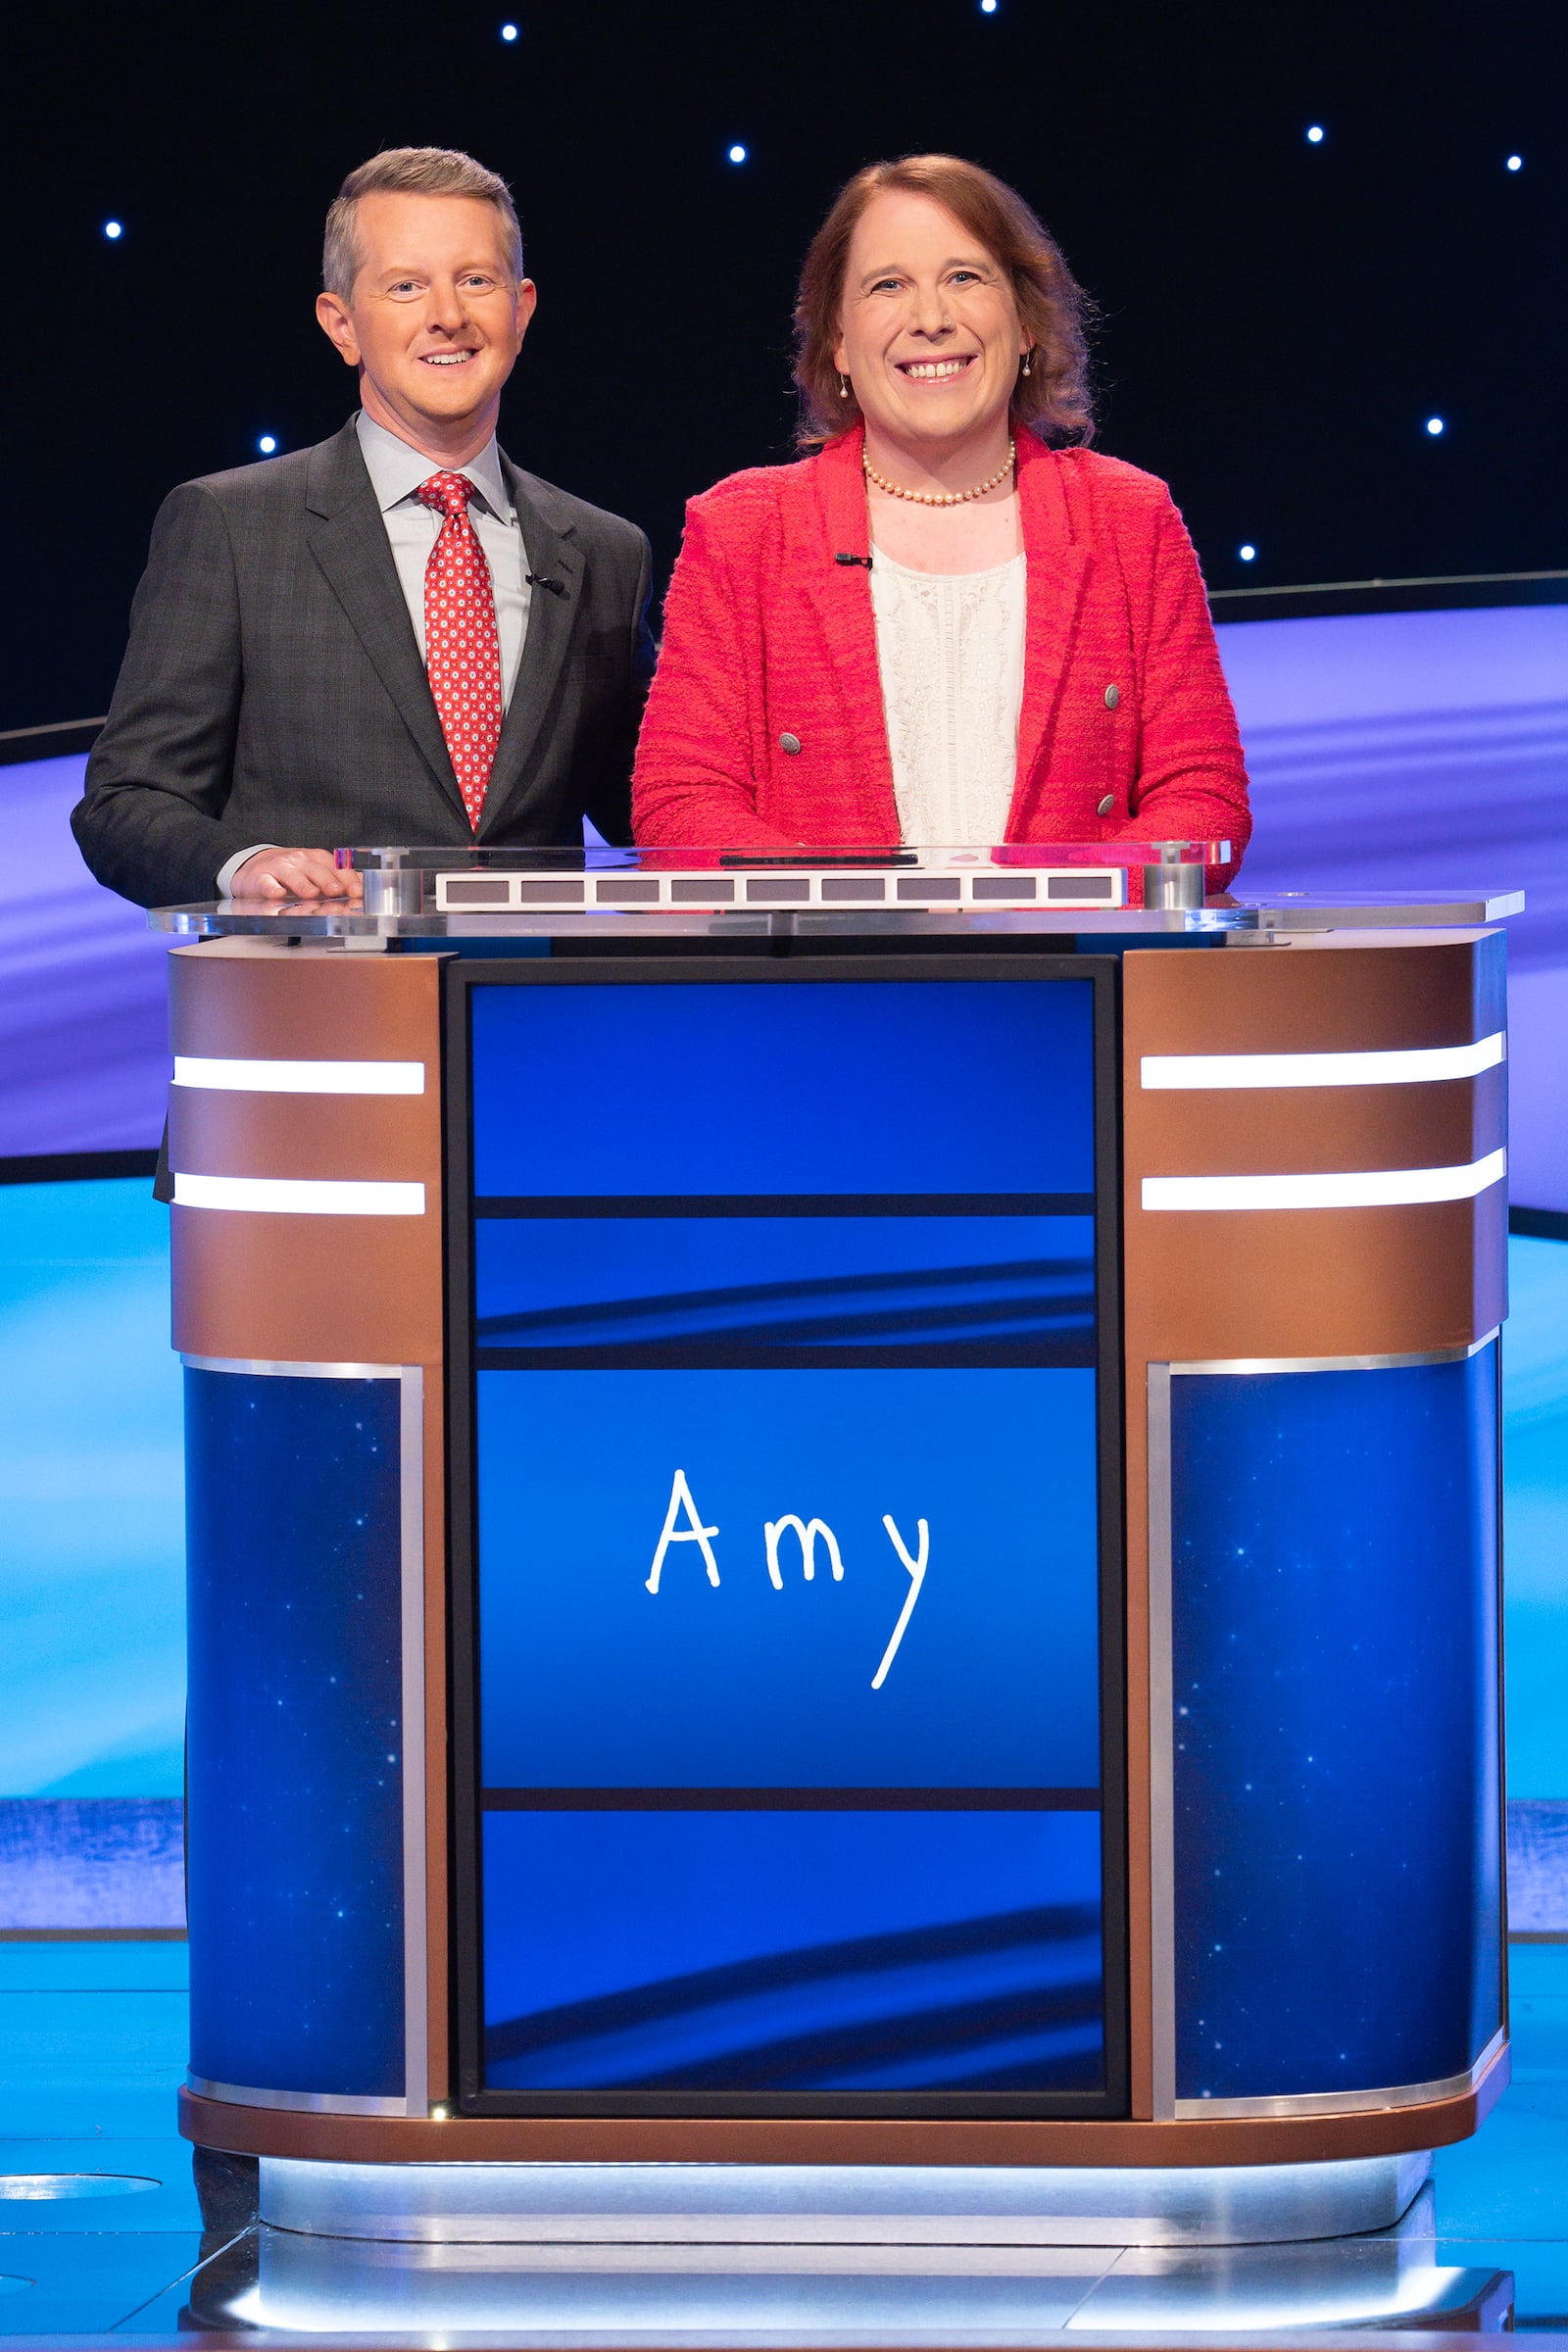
[632,155,1250,876]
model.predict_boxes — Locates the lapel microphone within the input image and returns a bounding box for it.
[834,552,873,568]
[526,573,568,596]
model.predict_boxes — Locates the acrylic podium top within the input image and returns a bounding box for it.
[146,841,1524,940]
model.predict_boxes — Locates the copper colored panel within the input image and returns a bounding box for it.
[178,2042,1504,2165]
[1131,1069,1504,1179]
[1121,936,1508,1366]
[169,1091,439,1185]
[1125,1198,1500,1365]
[1125,931,1503,1056]
[172,1206,443,1369]
[1474,1183,1510,1333]
[168,945,446,1369]
[169,937,445,1062]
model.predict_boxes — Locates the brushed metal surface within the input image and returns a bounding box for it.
[258,2149,1433,2248]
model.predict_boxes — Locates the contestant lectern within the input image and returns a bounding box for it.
[157,852,1509,2238]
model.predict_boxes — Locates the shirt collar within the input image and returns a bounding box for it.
[355,410,514,525]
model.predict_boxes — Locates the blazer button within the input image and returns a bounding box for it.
[780,732,802,755]
[1103,684,1120,710]
[1097,794,1115,816]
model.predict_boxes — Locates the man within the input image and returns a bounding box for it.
[74,147,653,906]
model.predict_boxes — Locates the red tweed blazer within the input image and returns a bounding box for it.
[632,426,1250,879]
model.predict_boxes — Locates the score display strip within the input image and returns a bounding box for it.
[433,865,1127,913]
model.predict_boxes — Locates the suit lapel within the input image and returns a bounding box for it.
[1010,439,1092,835]
[476,457,583,834]
[303,421,465,817]
[789,429,900,839]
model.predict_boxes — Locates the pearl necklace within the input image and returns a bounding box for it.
[862,438,1016,507]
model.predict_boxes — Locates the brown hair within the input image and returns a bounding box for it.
[793,154,1094,449]
[322,147,523,300]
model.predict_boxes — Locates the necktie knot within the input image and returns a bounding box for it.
[416,470,476,521]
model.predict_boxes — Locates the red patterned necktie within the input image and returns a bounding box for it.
[416,471,503,831]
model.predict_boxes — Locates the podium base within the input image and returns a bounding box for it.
[258,2149,1431,2247]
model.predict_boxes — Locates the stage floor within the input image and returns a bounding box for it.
[0,1938,1563,2341]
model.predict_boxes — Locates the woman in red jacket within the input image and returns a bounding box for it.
[632,154,1250,878]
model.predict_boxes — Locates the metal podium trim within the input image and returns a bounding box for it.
[1170,2030,1507,2121]
[180,1354,407,1379]
[185,2074,412,2119]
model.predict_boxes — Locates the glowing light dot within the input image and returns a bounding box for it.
[258,435,277,455]
[1305,124,1325,144]
[1426,416,1446,436]
[980,1,999,13]
[1506,154,1523,172]
[727,143,747,164]
[103,220,122,239]
[1239,544,1256,563]
[500,20,518,37]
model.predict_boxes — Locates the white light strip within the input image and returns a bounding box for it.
[1143,1149,1505,1212]
[172,1173,425,1216]
[1141,1033,1504,1090]
[172,1056,425,1095]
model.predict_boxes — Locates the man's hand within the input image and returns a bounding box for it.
[229,849,362,901]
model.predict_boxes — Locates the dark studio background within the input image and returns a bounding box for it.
[4,0,1563,732]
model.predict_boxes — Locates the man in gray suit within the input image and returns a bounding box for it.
[74,147,653,907]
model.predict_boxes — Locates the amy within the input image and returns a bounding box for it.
[644,1469,928,1690]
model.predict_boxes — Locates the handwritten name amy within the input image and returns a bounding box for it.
[644,1469,928,1690]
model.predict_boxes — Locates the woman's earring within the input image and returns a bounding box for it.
[838,372,851,400]
[1020,350,1033,376]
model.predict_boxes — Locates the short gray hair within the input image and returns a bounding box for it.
[322,147,524,299]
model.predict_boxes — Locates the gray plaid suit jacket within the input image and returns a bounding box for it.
[73,417,655,906]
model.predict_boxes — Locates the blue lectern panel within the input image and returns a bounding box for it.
[469,978,1096,1198]
[462,967,1116,2107]
[185,1370,405,2098]
[477,1365,1100,1790]
[475,1213,1095,1364]
[1170,1348,1501,2101]
[481,1810,1102,2091]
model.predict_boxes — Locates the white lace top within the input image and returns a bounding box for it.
[869,548,1027,846]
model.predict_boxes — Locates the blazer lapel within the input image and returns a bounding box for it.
[476,457,583,834]
[303,422,464,816]
[1010,438,1092,835]
[789,429,900,840]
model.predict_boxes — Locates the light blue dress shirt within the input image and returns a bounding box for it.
[354,410,531,702]
[218,411,532,892]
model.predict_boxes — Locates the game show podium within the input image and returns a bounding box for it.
[153,846,1514,2257]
